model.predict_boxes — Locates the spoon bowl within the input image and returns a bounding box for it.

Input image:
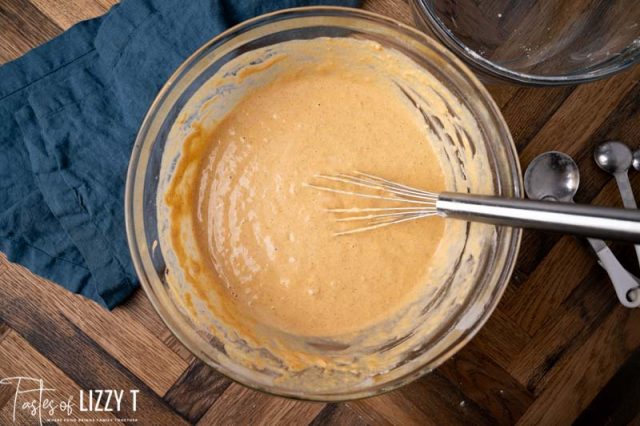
[594,141,633,175]
[524,151,580,202]
[633,149,640,172]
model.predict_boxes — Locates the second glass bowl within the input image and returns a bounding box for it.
[411,0,640,85]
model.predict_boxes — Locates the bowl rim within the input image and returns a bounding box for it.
[411,0,640,86]
[125,5,523,401]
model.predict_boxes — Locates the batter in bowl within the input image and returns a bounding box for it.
[159,37,493,381]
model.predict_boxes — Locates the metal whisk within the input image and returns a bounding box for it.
[306,171,640,242]
[306,172,439,235]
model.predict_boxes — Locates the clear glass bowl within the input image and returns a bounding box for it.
[125,7,522,400]
[411,0,640,85]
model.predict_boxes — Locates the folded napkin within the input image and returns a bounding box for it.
[0,0,359,308]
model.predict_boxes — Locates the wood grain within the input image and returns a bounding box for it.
[310,404,369,426]
[60,295,189,396]
[0,269,189,425]
[574,347,640,426]
[520,66,640,165]
[197,384,325,425]
[363,0,412,25]
[0,331,120,424]
[507,265,616,392]
[0,0,62,62]
[516,306,640,425]
[468,307,529,369]
[163,361,231,423]
[29,0,116,29]
[1,0,639,425]
[438,345,533,424]
[499,86,575,152]
[0,321,10,345]
[0,254,8,275]
[505,234,595,334]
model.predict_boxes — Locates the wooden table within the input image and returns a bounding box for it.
[1,1,639,424]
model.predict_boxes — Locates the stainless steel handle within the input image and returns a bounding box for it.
[436,193,640,243]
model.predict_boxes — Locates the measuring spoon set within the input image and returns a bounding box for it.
[526,141,640,308]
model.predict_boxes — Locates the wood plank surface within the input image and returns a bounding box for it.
[1,0,639,425]
[0,331,122,424]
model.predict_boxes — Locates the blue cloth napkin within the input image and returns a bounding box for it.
[0,0,359,308]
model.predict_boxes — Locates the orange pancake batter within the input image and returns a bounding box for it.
[167,62,446,336]
[159,38,491,381]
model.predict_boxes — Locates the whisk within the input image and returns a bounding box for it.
[306,171,640,242]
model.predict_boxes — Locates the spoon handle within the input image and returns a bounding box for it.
[613,172,640,264]
[437,193,640,242]
[587,238,640,308]
[614,172,638,209]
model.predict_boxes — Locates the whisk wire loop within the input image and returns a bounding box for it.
[308,171,440,235]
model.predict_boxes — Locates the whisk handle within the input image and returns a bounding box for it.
[437,193,640,242]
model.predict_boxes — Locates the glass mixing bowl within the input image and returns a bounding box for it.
[411,0,640,85]
[125,7,522,400]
